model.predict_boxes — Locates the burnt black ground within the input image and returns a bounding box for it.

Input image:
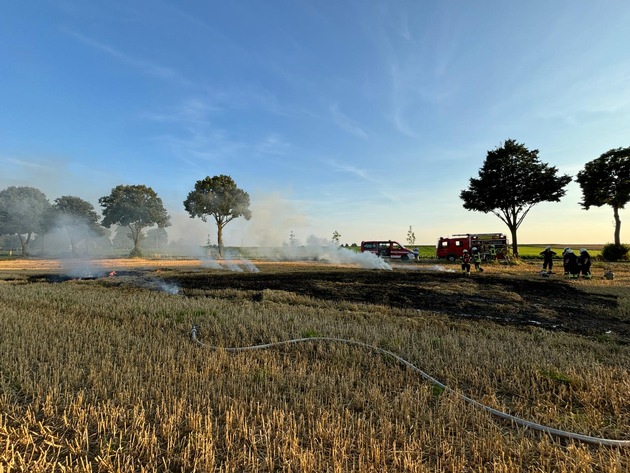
[168,268,629,343]
[22,266,628,343]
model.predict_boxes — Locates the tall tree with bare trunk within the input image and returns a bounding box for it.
[576,147,629,245]
[460,139,571,257]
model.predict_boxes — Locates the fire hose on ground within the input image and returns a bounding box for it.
[189,325,630,448]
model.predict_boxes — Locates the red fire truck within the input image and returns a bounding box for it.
[436,233,509,261]
[361,240,416,260]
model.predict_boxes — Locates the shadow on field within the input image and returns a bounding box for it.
[171,269,628,342]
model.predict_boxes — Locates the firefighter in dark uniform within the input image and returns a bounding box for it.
[539,246,556,273]
[578,248,592,279]
[563,248,579,278]
[461,249,471,275]
[561,247,570,275]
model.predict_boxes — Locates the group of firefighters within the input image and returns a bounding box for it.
[459,245,592,279]
[460,247,484,275]
[539,246,592,279]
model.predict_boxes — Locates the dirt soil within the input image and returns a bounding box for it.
[169,267,629,343]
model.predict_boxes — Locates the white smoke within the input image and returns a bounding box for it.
[60,259,108,278]
[391,263,455,273]
[257,235,392,270]
[156,280,181,294]
[241,259,260,272]
[200,249,260,273]
[238,192,314,247]
[200,257,223,269]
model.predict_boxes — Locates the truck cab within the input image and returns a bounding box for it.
[436,233,509,261]
[436,235,469,261]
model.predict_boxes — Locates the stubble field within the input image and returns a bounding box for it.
[0,257,629,472]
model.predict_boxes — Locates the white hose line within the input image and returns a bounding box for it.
[190,329,630,447]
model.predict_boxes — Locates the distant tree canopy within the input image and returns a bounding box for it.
[145,227,169,250]
[576,146,630,245]
[407,226,416,245]
[460,139,571,256]
[332,231,341,245]
[0,186,51,257]
[99,185,170,257]
[52,195,104,256]
[183,175,251,256]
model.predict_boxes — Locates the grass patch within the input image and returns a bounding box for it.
[540,368,573,385]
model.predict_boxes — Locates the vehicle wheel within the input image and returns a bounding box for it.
[401,254,409,261]
[447,254,457,262]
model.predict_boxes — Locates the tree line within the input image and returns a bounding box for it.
[0,175,251,258]
[460,141,629,257]
[1,143,628,259]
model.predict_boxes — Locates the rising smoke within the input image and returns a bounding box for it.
[256,235,392,270]
[200,248,260,273]
[19,191,393,275]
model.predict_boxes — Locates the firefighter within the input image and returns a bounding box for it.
[489,244,497,260]
[561,247,570,275]
[471,247,484,272]
[461,249,471,275]
[539,246,556,273]
[563,248,579,278]
[578,248,592,279]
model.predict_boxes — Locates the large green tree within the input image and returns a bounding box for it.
[183,175,252,256]
[0,186,51,257]
[576,147,630,245]
[52,195,104,256]
[460,139,572,256]
[99,185,170,257]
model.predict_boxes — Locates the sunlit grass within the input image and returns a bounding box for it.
[0,260,628,471]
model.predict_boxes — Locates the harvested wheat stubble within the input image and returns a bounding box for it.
[0,259,629,471]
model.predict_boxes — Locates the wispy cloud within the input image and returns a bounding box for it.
[65,29,194,87]
[152,127,247,166]
[372,3,462,137]
[327,160,375,183]
[256,134,291,156]
[536,67,630,124]
[141,98,220,126]
[329,104,369,138]
[141,97,248,165]
[1,157,54,170]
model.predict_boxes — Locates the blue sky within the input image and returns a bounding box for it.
[1,1,629,247]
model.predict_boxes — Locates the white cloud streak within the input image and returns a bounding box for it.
[329,104,369,138]
[65,29,194,87]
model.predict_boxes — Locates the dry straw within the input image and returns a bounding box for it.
[0,260,629,472]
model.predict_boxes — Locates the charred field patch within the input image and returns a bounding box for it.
[171,266,628,342]
[4,259,629,343]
